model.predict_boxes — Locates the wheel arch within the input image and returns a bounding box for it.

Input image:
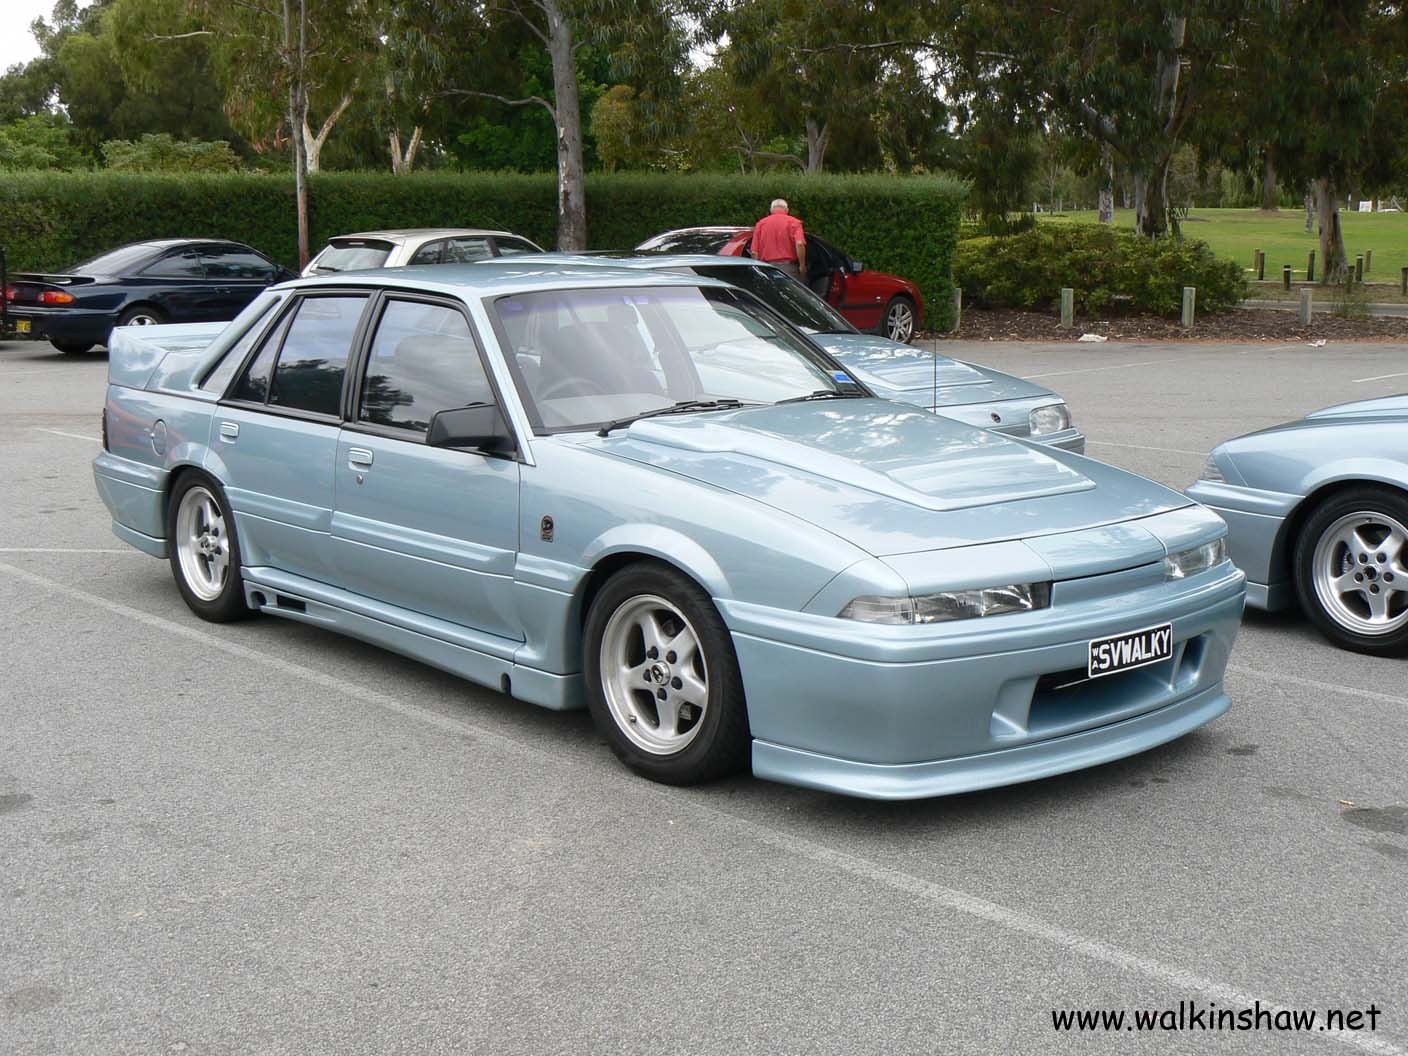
[1274,477,1408,588]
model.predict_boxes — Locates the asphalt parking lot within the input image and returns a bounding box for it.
[2,336,1405,1056]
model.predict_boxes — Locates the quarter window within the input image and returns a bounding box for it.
[200,245,279,281]
[359,300,494,434]
[267,295,367,416]
[407,240,445,265]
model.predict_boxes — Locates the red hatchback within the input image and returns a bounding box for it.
[635,226,923,342]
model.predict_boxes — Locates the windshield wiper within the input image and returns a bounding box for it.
[776,389,866,404]
[597,399,746,437]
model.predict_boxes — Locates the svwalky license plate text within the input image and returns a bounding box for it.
[1088,622,1174,679]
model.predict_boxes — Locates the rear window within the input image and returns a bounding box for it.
[66,244,162,276]
[635,231,737,254]
[310,240,394,274]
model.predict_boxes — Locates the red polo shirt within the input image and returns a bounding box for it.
[752,212,805,263]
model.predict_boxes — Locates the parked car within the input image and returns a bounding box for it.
[530,253,1083,451]
[2,239,292,355]
[302,228,543,276]
[1187,395,1408,655]
[94,262,1243,799]
[635,226,923,342]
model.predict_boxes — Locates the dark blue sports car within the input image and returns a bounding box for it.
[2,239,293,354]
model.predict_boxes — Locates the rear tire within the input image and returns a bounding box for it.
[52,341,94,355]
[1292,485,1408,656]
[117,306,165,329]
[166,473,253,623]
[583,562,750,785]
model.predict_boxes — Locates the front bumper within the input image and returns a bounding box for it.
[722,564,1245,799]
[1186,479,1300,611]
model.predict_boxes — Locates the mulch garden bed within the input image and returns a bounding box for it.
[926,307,1408,342]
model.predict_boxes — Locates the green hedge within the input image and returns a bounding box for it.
[955,224,1247,317]
[0,171,967,329]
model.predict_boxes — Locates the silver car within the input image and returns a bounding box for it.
[1187,395,1408,655]
[302,228,543,276]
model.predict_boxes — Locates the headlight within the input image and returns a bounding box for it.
[839,583,1052,624]
[1029,403,1072,436]
[1196,455,1226,483]
[1164,538,1228,580]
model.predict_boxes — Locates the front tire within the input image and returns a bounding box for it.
[583,562,750,785]
[881,295,917,343]
[1293,486,1408,656]
[167,473,252,622]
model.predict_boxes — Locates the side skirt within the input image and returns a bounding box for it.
[241,570,585,712]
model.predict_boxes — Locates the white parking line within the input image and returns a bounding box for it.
[1230,664,1408,707]
[34,427,100,443]
[1087,440,1206,457]
[0,547,133,554]
[0,557,1399,1056]
[1022,358,1177,380]
[1351,371,1408,383]
[0,369,68,378]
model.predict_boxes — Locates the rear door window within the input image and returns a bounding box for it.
[141,250,206,279]
[268,295,369,416]
[443,237,493,263]
[492,237,540,257]
[407,240,445,265]
[200,245,280,281]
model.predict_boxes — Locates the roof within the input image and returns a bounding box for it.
[285,259,732,298]
[328,228,525,244]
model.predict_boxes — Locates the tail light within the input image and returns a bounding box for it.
[3,285,15,302]
[39,290,75,305]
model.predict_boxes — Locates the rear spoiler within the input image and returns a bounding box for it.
[7,272,99,287]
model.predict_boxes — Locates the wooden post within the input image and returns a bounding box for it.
[1255,250,1265,280]
[1401,266,1408,296]
[1181,286,1196,328]
[1298,288,1313,326]
[1059,287,1074,328]
[950,287,962,334]
[1365,249,1372,273]
[1355,254,1364,283]
[1306,250,1315,283]
[1282,265,1292,290]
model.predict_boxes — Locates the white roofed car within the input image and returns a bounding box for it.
[301,228,543,276]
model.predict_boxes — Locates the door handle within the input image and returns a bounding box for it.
[347,447,374,468]
[218,421,239,441]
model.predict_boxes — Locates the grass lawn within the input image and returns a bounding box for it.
[1042,207,1408,290]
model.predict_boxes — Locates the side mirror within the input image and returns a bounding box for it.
[849,260,865,274]
[427,402,515,454]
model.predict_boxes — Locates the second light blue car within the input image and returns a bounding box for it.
[94,263,1242,799]
[1188,395,1408,655]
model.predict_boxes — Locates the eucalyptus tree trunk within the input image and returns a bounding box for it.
[1132,13,1184,237]
[1314,177,1347,282]
[389,126,424,174]
[804,118,830,173]
[300,95,351,174]
[543,0,586,250]
[283,0,310,268]
[1304,188,1315,232]
[1260,150,1278,210]
[1133,156,1175,238]
[1097,144,1114,223]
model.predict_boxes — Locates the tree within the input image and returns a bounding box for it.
[101,132,240,170]
[0,113,87,169]
[936,0,1258,237]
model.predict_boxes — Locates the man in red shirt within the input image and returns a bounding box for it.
[751,199,807,282]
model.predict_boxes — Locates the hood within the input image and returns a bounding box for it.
[1304,394,1408,421]
[591,400,1188,556]
[813,333,1053,408]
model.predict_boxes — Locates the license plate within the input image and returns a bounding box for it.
[1088,622,1174,679]
[16,319,30,334]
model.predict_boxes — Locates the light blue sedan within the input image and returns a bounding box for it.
[1187,395,1408,655]
[524,254,1085,451]
[94,263,1244,799]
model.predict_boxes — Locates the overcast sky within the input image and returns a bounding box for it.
[1,0,77,73]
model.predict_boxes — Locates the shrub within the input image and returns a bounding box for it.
[954,224,1247,316]
[101,134,242,172]
[0,171,967,328]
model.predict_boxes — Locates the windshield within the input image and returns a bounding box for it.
[311,239,393,273]
[492,285,852,433]
[67,244,161,275]
[691,263,856,334]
